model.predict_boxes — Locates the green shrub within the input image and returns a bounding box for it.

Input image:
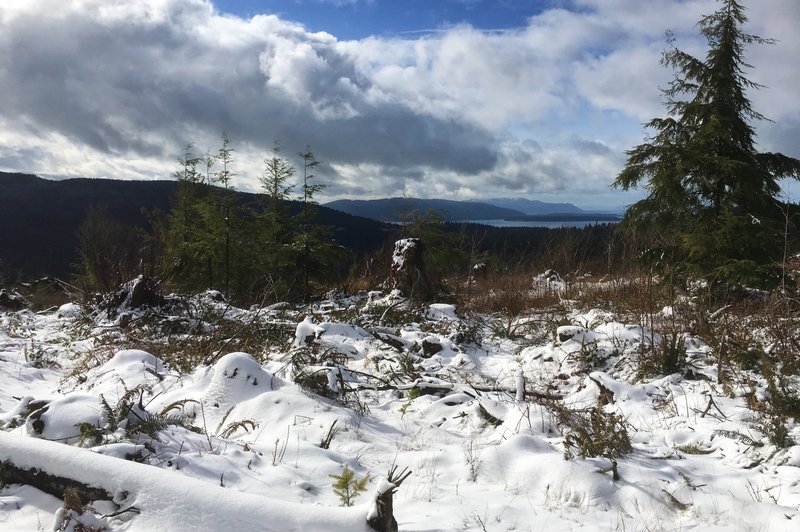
[330,465,369,507]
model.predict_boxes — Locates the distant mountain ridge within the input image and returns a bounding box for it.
[324,198,525,222]
[324,197,588,222]
[481,197,585,215]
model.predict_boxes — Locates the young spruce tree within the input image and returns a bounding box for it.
[166,144,208,289]
[215,132,235,294]
[298,146,323,301]
[259,141,296,300]
[614,0,800,289]
[295,146,342,302]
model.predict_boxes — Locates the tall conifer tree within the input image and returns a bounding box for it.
[614,0,800,288]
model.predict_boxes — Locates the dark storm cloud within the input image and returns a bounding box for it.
[0,146,48,171]
[0,0,496,181]
[570,139,614,157]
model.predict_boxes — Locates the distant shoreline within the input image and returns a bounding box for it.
[504,213,621,222]
[455,218,620,229]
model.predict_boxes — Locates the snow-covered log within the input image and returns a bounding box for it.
[0,432,388,531]
[0,457,113,506]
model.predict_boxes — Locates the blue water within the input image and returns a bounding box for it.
[464,219,619,229]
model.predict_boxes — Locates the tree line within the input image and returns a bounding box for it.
[77,136,347,303]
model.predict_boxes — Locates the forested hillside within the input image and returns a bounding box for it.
[0,172,390,280]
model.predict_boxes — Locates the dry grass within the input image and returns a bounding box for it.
[456,269,671,320]
[135,319,295,373]
[458,272,561,315]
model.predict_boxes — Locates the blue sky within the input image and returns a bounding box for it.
[214,0,548,39]
[0,0,798,210]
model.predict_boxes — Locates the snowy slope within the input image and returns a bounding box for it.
[1,291,800,531]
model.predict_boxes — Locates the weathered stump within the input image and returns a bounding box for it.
[0,289,29,310]
[386,238,433,301]
[367,466,412,532]
[100,275,164,318]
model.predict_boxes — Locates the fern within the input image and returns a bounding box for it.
[219,419,258,439]
[75,422,104,447]
[128,413,193,438]
[99,394,117,431]
[159,398,200,416]
[713,429,763,448]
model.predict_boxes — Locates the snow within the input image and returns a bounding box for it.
[426,303,458,321]
[203,352,275,407]
[26,394,104,441]
[294,315,325,347]
[0,431,372,531]
[1,289,800,531]
[391,238,419,269]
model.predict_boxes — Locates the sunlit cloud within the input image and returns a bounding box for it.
[0,0,796,209]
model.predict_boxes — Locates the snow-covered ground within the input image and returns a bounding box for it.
[1,286,799,531]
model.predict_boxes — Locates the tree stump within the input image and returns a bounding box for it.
[386,239,433,301]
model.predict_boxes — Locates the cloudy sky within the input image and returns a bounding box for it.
[0,0,798,210]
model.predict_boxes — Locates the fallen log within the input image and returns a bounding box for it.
[0,459,113,507]
[0,432,401,531]
[298,365,564,401]
[347,378,564,401]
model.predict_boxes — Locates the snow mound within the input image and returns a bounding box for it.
[104,349,165,379]
[56,302,82,319]
[319,322,372,342]
[26,394,103,442]
[74,349,170,398]
[426,303,458,321]
[202,352,276,423]
[294,315,326,346]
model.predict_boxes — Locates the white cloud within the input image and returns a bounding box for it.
[0,0,797,209]
[573,43,669,121]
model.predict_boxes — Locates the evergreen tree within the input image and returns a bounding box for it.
[165,144,222,291]
[162,137,255,296]
[329,465,369,507]
[614,0,800,288]
[215,132,235,190]
[261,141,295,228]
[259,142,296,300]
[202,149,215,186]
[215,132,236,294]
[298,145,324,226]
[399,209,467,290]
[173,144,202,244]
[295,145,338,302]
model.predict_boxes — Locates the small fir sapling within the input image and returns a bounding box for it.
[330,465,369,507]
